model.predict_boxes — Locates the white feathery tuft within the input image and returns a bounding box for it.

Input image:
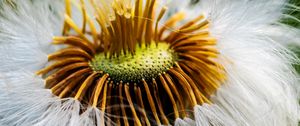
[183,117,196,126]
[0,1,86,126]
[183,0,300,126]
[174,118,189,126]
[194,104,236,126]
[34,99,81,126]
[0,70,80,126]
[0,0,63,73]
[79,107,113,126]
[261,24,300,47]
[174,117,195,126]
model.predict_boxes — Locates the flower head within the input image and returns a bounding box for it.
[0,0,299,126]
[35,0,225,125]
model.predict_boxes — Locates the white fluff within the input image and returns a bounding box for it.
[194,104,236,126]
[0,71,81,126]
[174,118,195,126]
[186,0,300,126]
[79,107,105,126]
[0,0,63,73]
[0,0,299,126]
[0,0,82,126]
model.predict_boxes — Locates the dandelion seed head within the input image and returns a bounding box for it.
[0,0,298,125]
[36,0,225,125]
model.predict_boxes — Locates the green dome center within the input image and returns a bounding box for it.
[90,42,177,83]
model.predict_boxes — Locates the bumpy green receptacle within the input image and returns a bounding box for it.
[90,42,177,83]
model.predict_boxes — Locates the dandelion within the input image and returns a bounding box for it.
[0,0,299,126]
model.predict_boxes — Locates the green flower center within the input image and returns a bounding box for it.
[90,42,178,83]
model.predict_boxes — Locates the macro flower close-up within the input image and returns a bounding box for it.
[0,0,300,126]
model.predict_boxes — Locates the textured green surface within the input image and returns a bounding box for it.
[90,42,177,83]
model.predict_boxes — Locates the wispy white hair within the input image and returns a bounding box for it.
[190,0,300,125]
[0,0,299,126]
